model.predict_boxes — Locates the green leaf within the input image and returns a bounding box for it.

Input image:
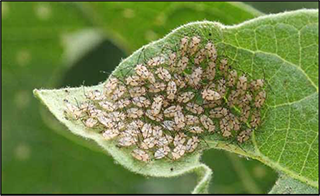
[34,9,318,193]
[4,2,268,194]
[269,174,319,194]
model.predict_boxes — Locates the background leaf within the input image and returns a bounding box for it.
[2,2,318,194]
[269,174,318,194]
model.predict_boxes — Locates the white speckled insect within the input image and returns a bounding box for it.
[210,107,228,118]
[106,111,126,122]
[187,67,203,87]
[99,100,116,112]
[104,77,118,95]
[115,98,131,109]
[219,58,229,76]
[147,56,165,67]
[172,144,186,160]
[173,74,186,89]
[227,70,238,87]
[188,126,204,134]
[129,86,146,97]
[176,56,189,71]
[132,148,150,162]
[166,81,177,100]
[132,96,151,108]
[84,117,98,128]
[155,67,171,81]
[250,79,264,91]
[152,126,163,138]
[148,82,166,93]
[177,91,195,103]
[126,75,143,86]
[157,136,170,147]
[227,90,240,107]
[86,90,105,101]
[163,105,178,118]
[162,120,175,131]
[250,110,261,128]
[205,61,216,81]
[111,85,127,101]
[194,48,206,65]
[102,129,119,140]
[174,110,185,129]
[217,78,226,97]
[135,64,151,79]
[237,75,248,94]
[127,108,144,119]
[173,133,187,146]
[201,89,221,101]
[185,136,199,153]
[237,129,252,143]
[141,123,153,138]
[180,36,189,56]
[205,42,217,60]
[254,91,266,108]
[186,103,204,114]
[97,116,114,129]
[140,137,156,149]
[168,52,177,67]
[239,105,251,122]
[200,115,215,132]
[220,118,232,137]
[145,109,163,122]
[64,99,83,119]
[185,115,200,125]
[151,95,163,115]
[154,146,171,159]
[189,36,201,55]
[118,135,137,147]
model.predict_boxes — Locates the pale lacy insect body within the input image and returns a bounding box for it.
[64,35,267,162]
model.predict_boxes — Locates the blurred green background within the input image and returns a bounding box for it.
[2,2,318,194]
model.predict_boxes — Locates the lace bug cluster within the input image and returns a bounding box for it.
[64,35,266,162]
